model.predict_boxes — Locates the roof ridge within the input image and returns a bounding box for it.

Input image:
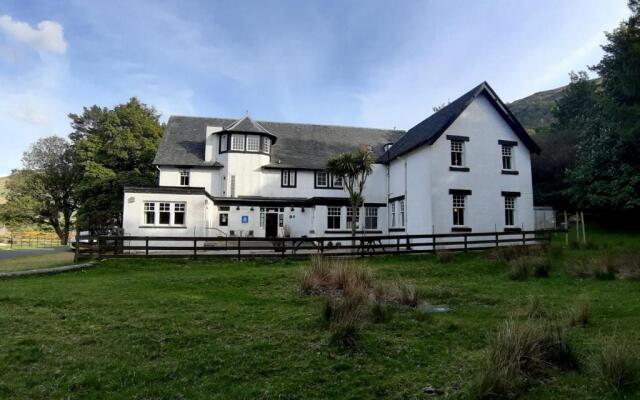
[168,115,405,133]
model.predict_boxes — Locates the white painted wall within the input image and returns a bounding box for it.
[389,93,534,234]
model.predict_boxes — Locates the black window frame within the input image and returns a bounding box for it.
[219,213,229,226]
[179,168,190,186]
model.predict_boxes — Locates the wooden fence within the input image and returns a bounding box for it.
[74,229,561,262]
[0,234,63,249]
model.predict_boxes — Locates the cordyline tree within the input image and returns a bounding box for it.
[327,146,374,244]
[0,136,80,244]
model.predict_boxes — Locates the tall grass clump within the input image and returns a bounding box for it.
[472,319,577,399]
[435,249,455,263]
[508,255,551,280]
[490,244,548,264]
[596,338,639,392]
[373,279,420,307]
[299,255,372,296]
[322,294,369,349]
[566,301,590,328]
[524,296,548,320]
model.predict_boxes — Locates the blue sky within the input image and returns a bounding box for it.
[0,0,630,176]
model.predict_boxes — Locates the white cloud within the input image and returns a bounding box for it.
[0,15,67,54]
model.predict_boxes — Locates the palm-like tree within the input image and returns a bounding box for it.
[327,146,374,245]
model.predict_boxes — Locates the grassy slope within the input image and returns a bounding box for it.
[0,250,75,272]
[0,231,638,399]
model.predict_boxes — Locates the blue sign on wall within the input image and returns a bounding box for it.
[241,215,249,224]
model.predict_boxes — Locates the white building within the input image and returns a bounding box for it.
[122,82,540,240]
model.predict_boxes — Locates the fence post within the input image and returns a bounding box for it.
[495,232,499,248]
[193,239,197,259]
[522,231,526,246]
[320,239,324,255]
[464,234,468,252]
[145,237,149,257]
[432,235,436,253]
[396,237,400,254]
[237,239,241,260]
[74,233,79,263]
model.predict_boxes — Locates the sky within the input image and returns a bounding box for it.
[0,0,631,176]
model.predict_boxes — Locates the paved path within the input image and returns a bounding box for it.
[0,262,94,278]
[0,246,70,260]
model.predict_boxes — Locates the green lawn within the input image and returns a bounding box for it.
[0,231,638,399]
[0,250,75,273]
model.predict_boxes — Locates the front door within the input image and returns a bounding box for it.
[265,213,278,238]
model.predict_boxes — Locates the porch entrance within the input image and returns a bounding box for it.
[265,213,278,238]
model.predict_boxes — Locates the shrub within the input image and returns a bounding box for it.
[613,252,640,280]
[596,338,639,392]
[472,319,577,399]
[566,301,590,328]
[299,255,372,296]
[508,256,550,280]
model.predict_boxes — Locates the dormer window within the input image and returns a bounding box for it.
[231,134,245,151]
[262,137,271,154]
[315,171,328,188]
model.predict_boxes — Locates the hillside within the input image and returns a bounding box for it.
[507,85,567,134]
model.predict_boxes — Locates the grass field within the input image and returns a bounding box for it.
[0,229,638,399]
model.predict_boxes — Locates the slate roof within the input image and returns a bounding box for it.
[153,116,404,169]
[224,115,277,141]
[377,81,540,163]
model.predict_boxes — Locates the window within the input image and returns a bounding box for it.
[231,134,245,151]
[230,175,236,197]
[391,202,396,227]
[144,202,155,224]
[281,169,296,187]
[173,203,185,225]
[220,134,228,152]
[260,209,265,228]
[219,213,228,226]
[159,202,171,224]
[346,207,359,230]
[502,145,513,170]
[332,174,343,188]
[505,196,515,226]
[451,140,464,166]
[315,171,328,187]
[327,207,341,229]
[246,135,260,152]
[179,169,190,186]
[399,200,405,227]
[278,213,284,227]
[365,207,378,230]
[452,194,465,226]
[262,138,271,154]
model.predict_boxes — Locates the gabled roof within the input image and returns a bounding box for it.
[153,117,404,169]
[377,81,540,163]
[224,115,278,142]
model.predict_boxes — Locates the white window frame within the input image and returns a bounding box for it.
[231,134,245,151]
[174,203,186,225]
[502,145,514,170]
[327,206,341,230]
[505,196,516,227]
[452,194,465,226]
[220,134,228,152]
[230,175,236,197]
[262,138,271,154]
[365,207,378,230]
[391,202,396,227]
[315,171,328,188]
[332,174,343,188]
[142,201,186,226]
[179,169,190,186]
[346,207,360,230]
[246,135,260,152]
[399,200,405,227]
[451,140,464,167]
[144,202,155,225]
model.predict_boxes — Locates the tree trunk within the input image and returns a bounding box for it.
[351,202,358,250]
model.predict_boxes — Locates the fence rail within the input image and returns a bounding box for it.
[74,229,563,262]
[0,235,63,249]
